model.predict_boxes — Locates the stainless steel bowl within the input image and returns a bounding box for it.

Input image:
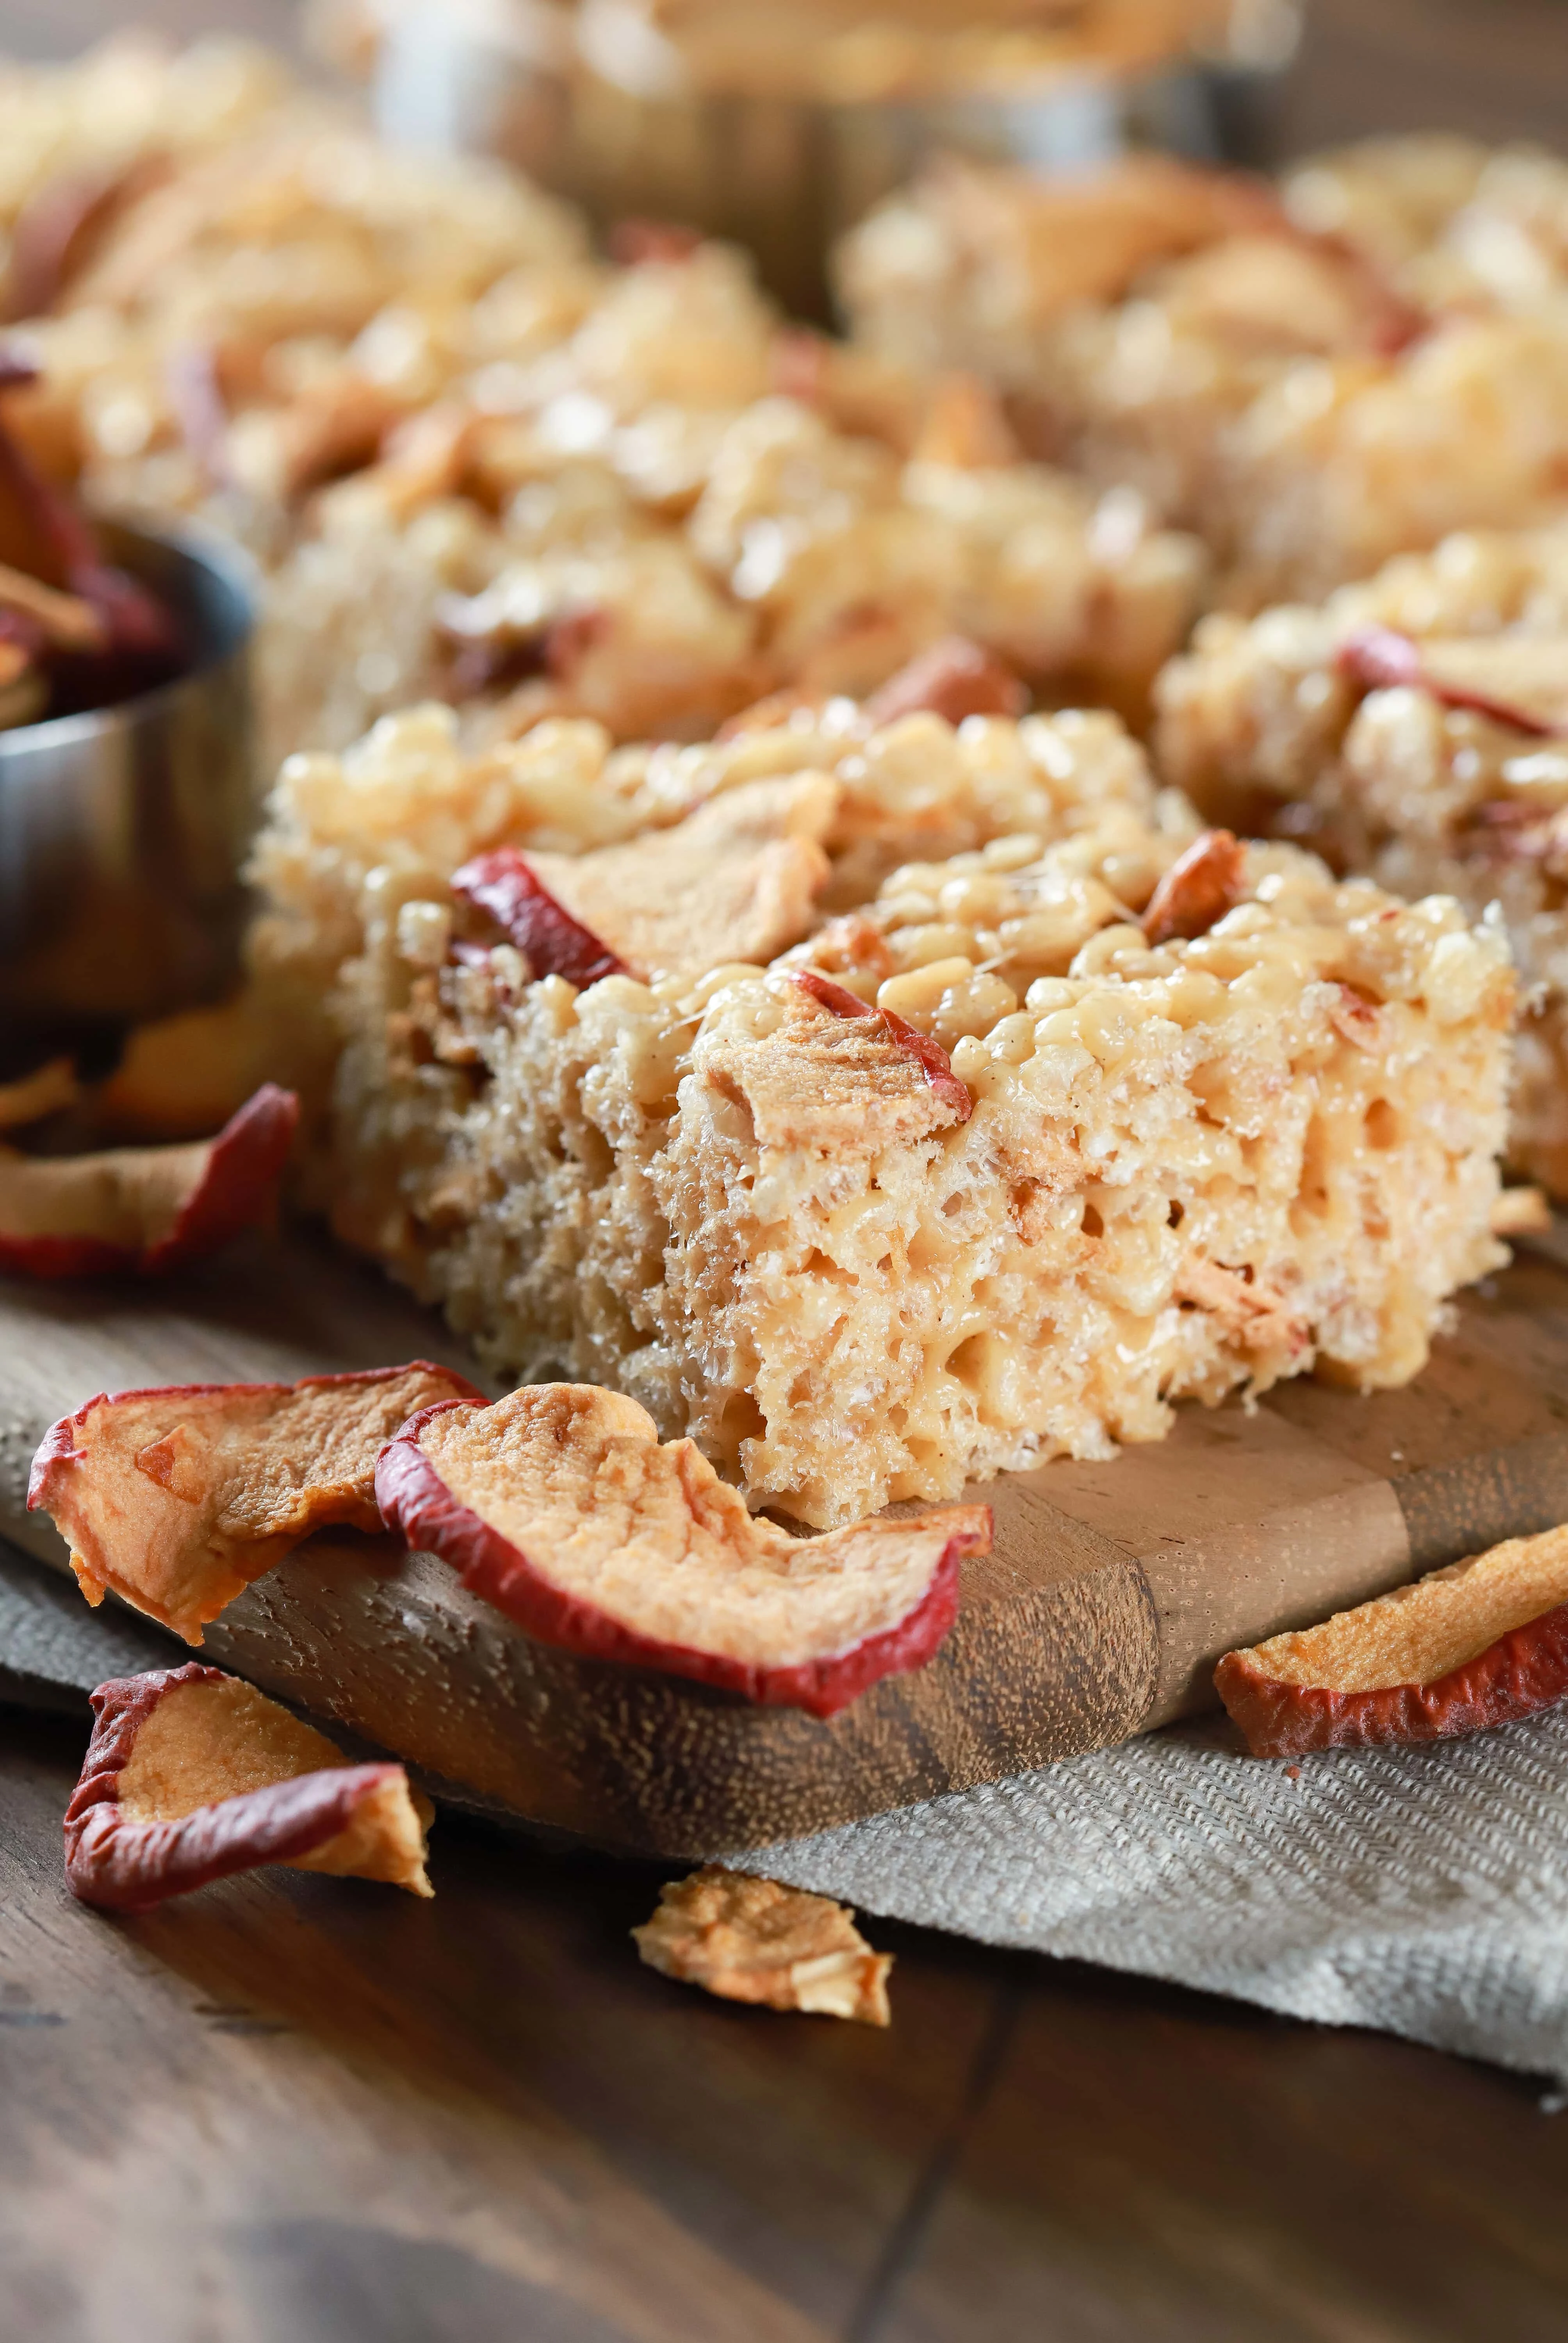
[0,520,257,1048]
[373,2,1303,319]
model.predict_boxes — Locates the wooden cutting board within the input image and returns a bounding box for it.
[4,1226,1568,1857]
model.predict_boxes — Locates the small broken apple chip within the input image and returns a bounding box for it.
[792,969,973,1123]
[634,1868,891,2024]
[1141,829,1246,947]
[65,1663,433,1912]
[1215,1522,1568,1758]
[0,1082,298,1279]
[375,1384,990,1717]
[1338,625,1568,737]
[30,1359,485,1640]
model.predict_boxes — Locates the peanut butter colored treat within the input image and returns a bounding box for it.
[1216,1524,1568,1758]
[251,698,1513,1529]
[65,1663,433,1910]
[839,141,1568,606]
[1154,524,1568,1193]
[634,1869,891,2024]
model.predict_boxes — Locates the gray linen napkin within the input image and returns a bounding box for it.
[737,1705,1568,2092]
[5,1534,1565,2089]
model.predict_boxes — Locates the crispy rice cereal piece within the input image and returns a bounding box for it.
[29,1359,481,1639]
[260,705,1513,1528]
[65,1662,432,1910]
[376,1384,987,1715]
[1215,1525,1568,1757]
[633,1869,891,2024]
[0,1083,297,1279]
[1154,522,1568,1192]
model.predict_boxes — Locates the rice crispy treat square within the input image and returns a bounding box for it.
[1148,525,1568,1199]
[252,698,1514,1527]
[1155,522,1568,1195]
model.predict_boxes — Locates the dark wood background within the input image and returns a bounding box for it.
[5,4,1568,2338]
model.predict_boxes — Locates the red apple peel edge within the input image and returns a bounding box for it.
[1214,1601,1568,1759]
[374,1400,978,1718]
[64,1663,410,1913]
[791,969,972,1123]
[452,847,629,988]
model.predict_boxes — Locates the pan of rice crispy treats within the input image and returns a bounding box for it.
[250,698,1514,1530]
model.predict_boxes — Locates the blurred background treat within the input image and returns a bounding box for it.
[320,0,1301,315]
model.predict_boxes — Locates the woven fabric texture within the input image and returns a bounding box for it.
[740,1707,1568,2088]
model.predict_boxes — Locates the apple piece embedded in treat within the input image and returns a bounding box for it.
[453,848,629,989]
[1141,829,1246,947]
[634,1869,893,2024]
[0,1083,298,1279]
[375,1384,990,1718]
[792,969,973,1123]
[64,1664,433,1911]
[862,634,1028,728]
[608,217,705,267]
[5,159,166,322]
[454,775,836,986]
[29,1359,485,1639]
[1338,625,1568,737]
[1214,1523,1568,1759]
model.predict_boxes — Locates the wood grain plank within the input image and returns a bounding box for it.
[865,1961,1568,2343]
[0,1709,996,2343]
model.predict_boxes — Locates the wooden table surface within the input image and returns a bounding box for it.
[5,2,1568,2337]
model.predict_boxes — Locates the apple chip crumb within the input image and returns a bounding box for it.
[0,1056,79,1131]
[634,1868,892,2025]
[1492,1185,1552,1238]
[65,1663,433,1912]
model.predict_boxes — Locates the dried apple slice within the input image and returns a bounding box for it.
[0,1055,78,1130]
[30,1358,485,1640]
[634,1869,892,2024]
[97,994,280,1142]
[791,969,973,1123]
[454,773,835,985]
[0,1082,298,1279]
[65,1663,433,1912]
[862,634,1027,728]
[375,1384,990,1717]
[1215,1523,1568,1758]
[1141,829,1246,946]
[1338,625,1568,737]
